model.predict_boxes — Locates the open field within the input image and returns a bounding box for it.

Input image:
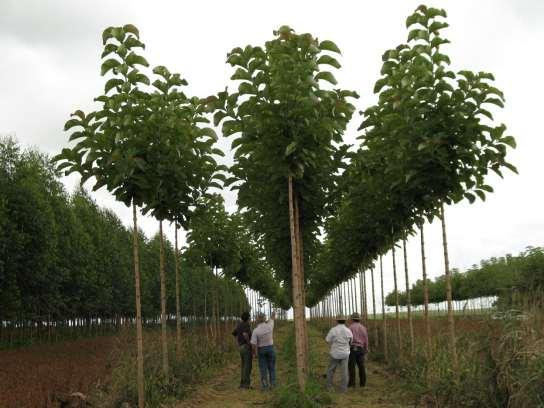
[0,334,120,408]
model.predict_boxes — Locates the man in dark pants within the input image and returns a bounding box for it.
[232,311,252,389]
[347,312,369,387]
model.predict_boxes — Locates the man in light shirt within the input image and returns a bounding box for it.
[325,315,353,392]
[347,312,369,387]
[250,311,276,390]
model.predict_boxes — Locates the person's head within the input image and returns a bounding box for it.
[241,311,250,322]
[336,316,347,325]
[256,312,266,324]
[350,312,360,322]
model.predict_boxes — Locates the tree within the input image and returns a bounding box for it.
[55,24,152,406]
[208,26,357,389]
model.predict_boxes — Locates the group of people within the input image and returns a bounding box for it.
[232,310,369,392]
[232,310,277,390]
[325,312,368,392]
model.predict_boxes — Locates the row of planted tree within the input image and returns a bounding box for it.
[49,4,517,403]
[0,139,288,348]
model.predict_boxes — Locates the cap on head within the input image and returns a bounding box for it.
[336,315,347,323]
[350,312,360,321]
[256,312,266,323]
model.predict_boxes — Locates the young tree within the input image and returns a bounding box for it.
[209,26,357,389]
[55,24,152,406]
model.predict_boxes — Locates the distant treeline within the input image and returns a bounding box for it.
[386,247,544,307]
[0,137,247,330]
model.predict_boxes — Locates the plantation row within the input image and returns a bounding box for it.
[0,139,288,346]
[385,246,544,307]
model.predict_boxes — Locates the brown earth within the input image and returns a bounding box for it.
[0,335,120,408]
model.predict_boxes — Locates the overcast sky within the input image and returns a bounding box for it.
[1,0,543,309]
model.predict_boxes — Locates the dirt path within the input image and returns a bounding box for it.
[310,325,412,408]
[176,323,412,408]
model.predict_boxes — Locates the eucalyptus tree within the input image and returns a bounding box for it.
[209,26,357,388]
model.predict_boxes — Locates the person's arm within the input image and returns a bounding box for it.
[325,329,333,344]
[250,330,258,357]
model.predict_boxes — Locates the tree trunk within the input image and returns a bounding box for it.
[352,277,358,315]
[288,175,308,390]
[359,271,364,317]
[362,269,368,324]
[174,224,181,356]
[380,255,387,361]
[370,267,378,347]
[132,203,145,408]
[392,245,401,352]
[402,238,414,356]
[294,195,309,358]
[159,221,169,377]
[440,203,458,370]
[419,223,431,356]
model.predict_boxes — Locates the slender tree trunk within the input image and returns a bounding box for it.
[380,256,387,361]
[159,220,169,377]
[288,176,308,390]
[441,203,458,370]
[370,267,378,347]
[419,223,431,356]
[294,196,309,358]
[403,238,414,356]
[174,224,181,356]
[359,271,364,317]
[362,269,368,324]
[351,278,357,315]
[392,245,401,352]
[132,203,145,408]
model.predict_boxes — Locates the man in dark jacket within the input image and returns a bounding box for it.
[232,311,252,388]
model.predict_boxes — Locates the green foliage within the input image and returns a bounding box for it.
[0,138,248,341]
[207,26,357,295]
[93,329,233,407]
[271,326,332,408]
[309,4,517,304]
[370,314,544,407]
[387,247,544,307]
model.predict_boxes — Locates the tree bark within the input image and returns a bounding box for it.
[288,176,308,390]
[419,223,431,356]
[362,269,368,324]
[159,220,169,377]
[370,267,378,347]
[174,224,181,356]
[441,203,458,370]
[132,202,145,408]
[392,245,401,352]
[403,238,414,356]
[380,255,387,361]
[293,195,309,358]
[359,270,364,317]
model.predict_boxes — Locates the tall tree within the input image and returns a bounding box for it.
[209,26,356,389]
